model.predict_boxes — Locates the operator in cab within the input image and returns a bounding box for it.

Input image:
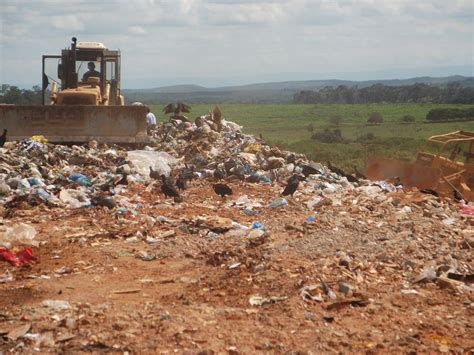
[82,62,100,82]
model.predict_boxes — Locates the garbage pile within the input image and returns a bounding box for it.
[0,108,473,352]
[0,111,472,256]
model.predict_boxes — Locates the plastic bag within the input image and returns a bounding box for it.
[59,189,91,209]
[0,224,38,248]
[127,150,178,177]
[69,173,92,187]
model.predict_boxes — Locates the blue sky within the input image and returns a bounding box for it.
[0,0,472,88]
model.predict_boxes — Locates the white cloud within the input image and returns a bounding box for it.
[50,14,84,30]
[0,0,472,87]
[128,26,147,35]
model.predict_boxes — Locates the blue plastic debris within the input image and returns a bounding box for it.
[69,173,92,187]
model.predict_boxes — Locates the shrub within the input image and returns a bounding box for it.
[329,115,344,126]
[355,132,376,142]
[368,112,383,124]
[311,128,347,143]
[401,114,415,123]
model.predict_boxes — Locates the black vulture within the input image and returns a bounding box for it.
[0,129,7,148]
[176,175,187,191]
[213,183,233,198]
[353,165,367,180]
[161,175,180,199]
[282,174,304,196]
[149,166,161,180]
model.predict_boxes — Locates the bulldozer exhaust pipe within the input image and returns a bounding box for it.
[70,37,78,88]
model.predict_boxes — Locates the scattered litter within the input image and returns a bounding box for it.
[299,285,324,302]
[7,323,31,341]
[249,295,287,306]
[268,198,288,208]
[136,250,157,261]
[0,247,37,266]
[326,298,369,310]
[42,300,72,311]
[0,274,14,282]
[112,289,141,294]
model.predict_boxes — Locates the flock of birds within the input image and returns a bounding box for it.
[148,160,370,203]
[149,165,235,202]
[149,159,467,204]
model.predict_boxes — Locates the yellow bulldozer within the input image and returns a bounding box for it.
[0,37,149,143]
[366,130,474,200]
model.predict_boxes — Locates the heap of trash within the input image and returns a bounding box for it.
[0,106,472,352]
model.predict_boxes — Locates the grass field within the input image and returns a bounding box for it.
[149,103,474,170]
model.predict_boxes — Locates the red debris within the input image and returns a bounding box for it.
[0,247,37,266]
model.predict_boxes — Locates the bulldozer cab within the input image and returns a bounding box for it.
[42,38,123,105]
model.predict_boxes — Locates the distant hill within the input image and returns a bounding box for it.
[123,76,473,104]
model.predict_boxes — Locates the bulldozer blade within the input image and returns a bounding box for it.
[366,155,441,190]
[0,105,150,144]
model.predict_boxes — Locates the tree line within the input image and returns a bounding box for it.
[293,82,474,104]
[426,107,474,122]
[0,85,43,105]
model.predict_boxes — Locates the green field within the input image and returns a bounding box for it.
[149,103,474,170]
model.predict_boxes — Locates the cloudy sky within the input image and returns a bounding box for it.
[0,0,472,88]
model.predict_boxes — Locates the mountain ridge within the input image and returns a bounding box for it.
[122,75,473,104]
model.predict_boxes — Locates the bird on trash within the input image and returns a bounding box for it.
[353,165,367,180]
[149,166,161,180]
[345,173,359,184]
[176,174,188,191]
[282,174,305,196]
[161,175,180,200]
[453,189,466,202]
[91,194,117,209]
[326,161,346,177]
[213,166,226,180]
[213,183,233,198]
[393,176,402,187]
[301,164,320,177]
[0,129,7,148]
[420,188,439,197]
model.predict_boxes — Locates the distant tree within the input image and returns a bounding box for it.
[0,84,42,104]
[292,81,474,104]
[367,112,383,125]
[329,115,344,126]
[426,107,474,122]
[401,114,416,123]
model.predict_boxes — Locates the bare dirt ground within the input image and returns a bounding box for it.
[1,180,473,353]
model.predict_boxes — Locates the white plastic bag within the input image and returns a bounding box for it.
[127,150,179,178]
[0,223,38,248]
[59,189,91,209]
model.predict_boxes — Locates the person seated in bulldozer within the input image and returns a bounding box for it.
[82,62,100,82]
